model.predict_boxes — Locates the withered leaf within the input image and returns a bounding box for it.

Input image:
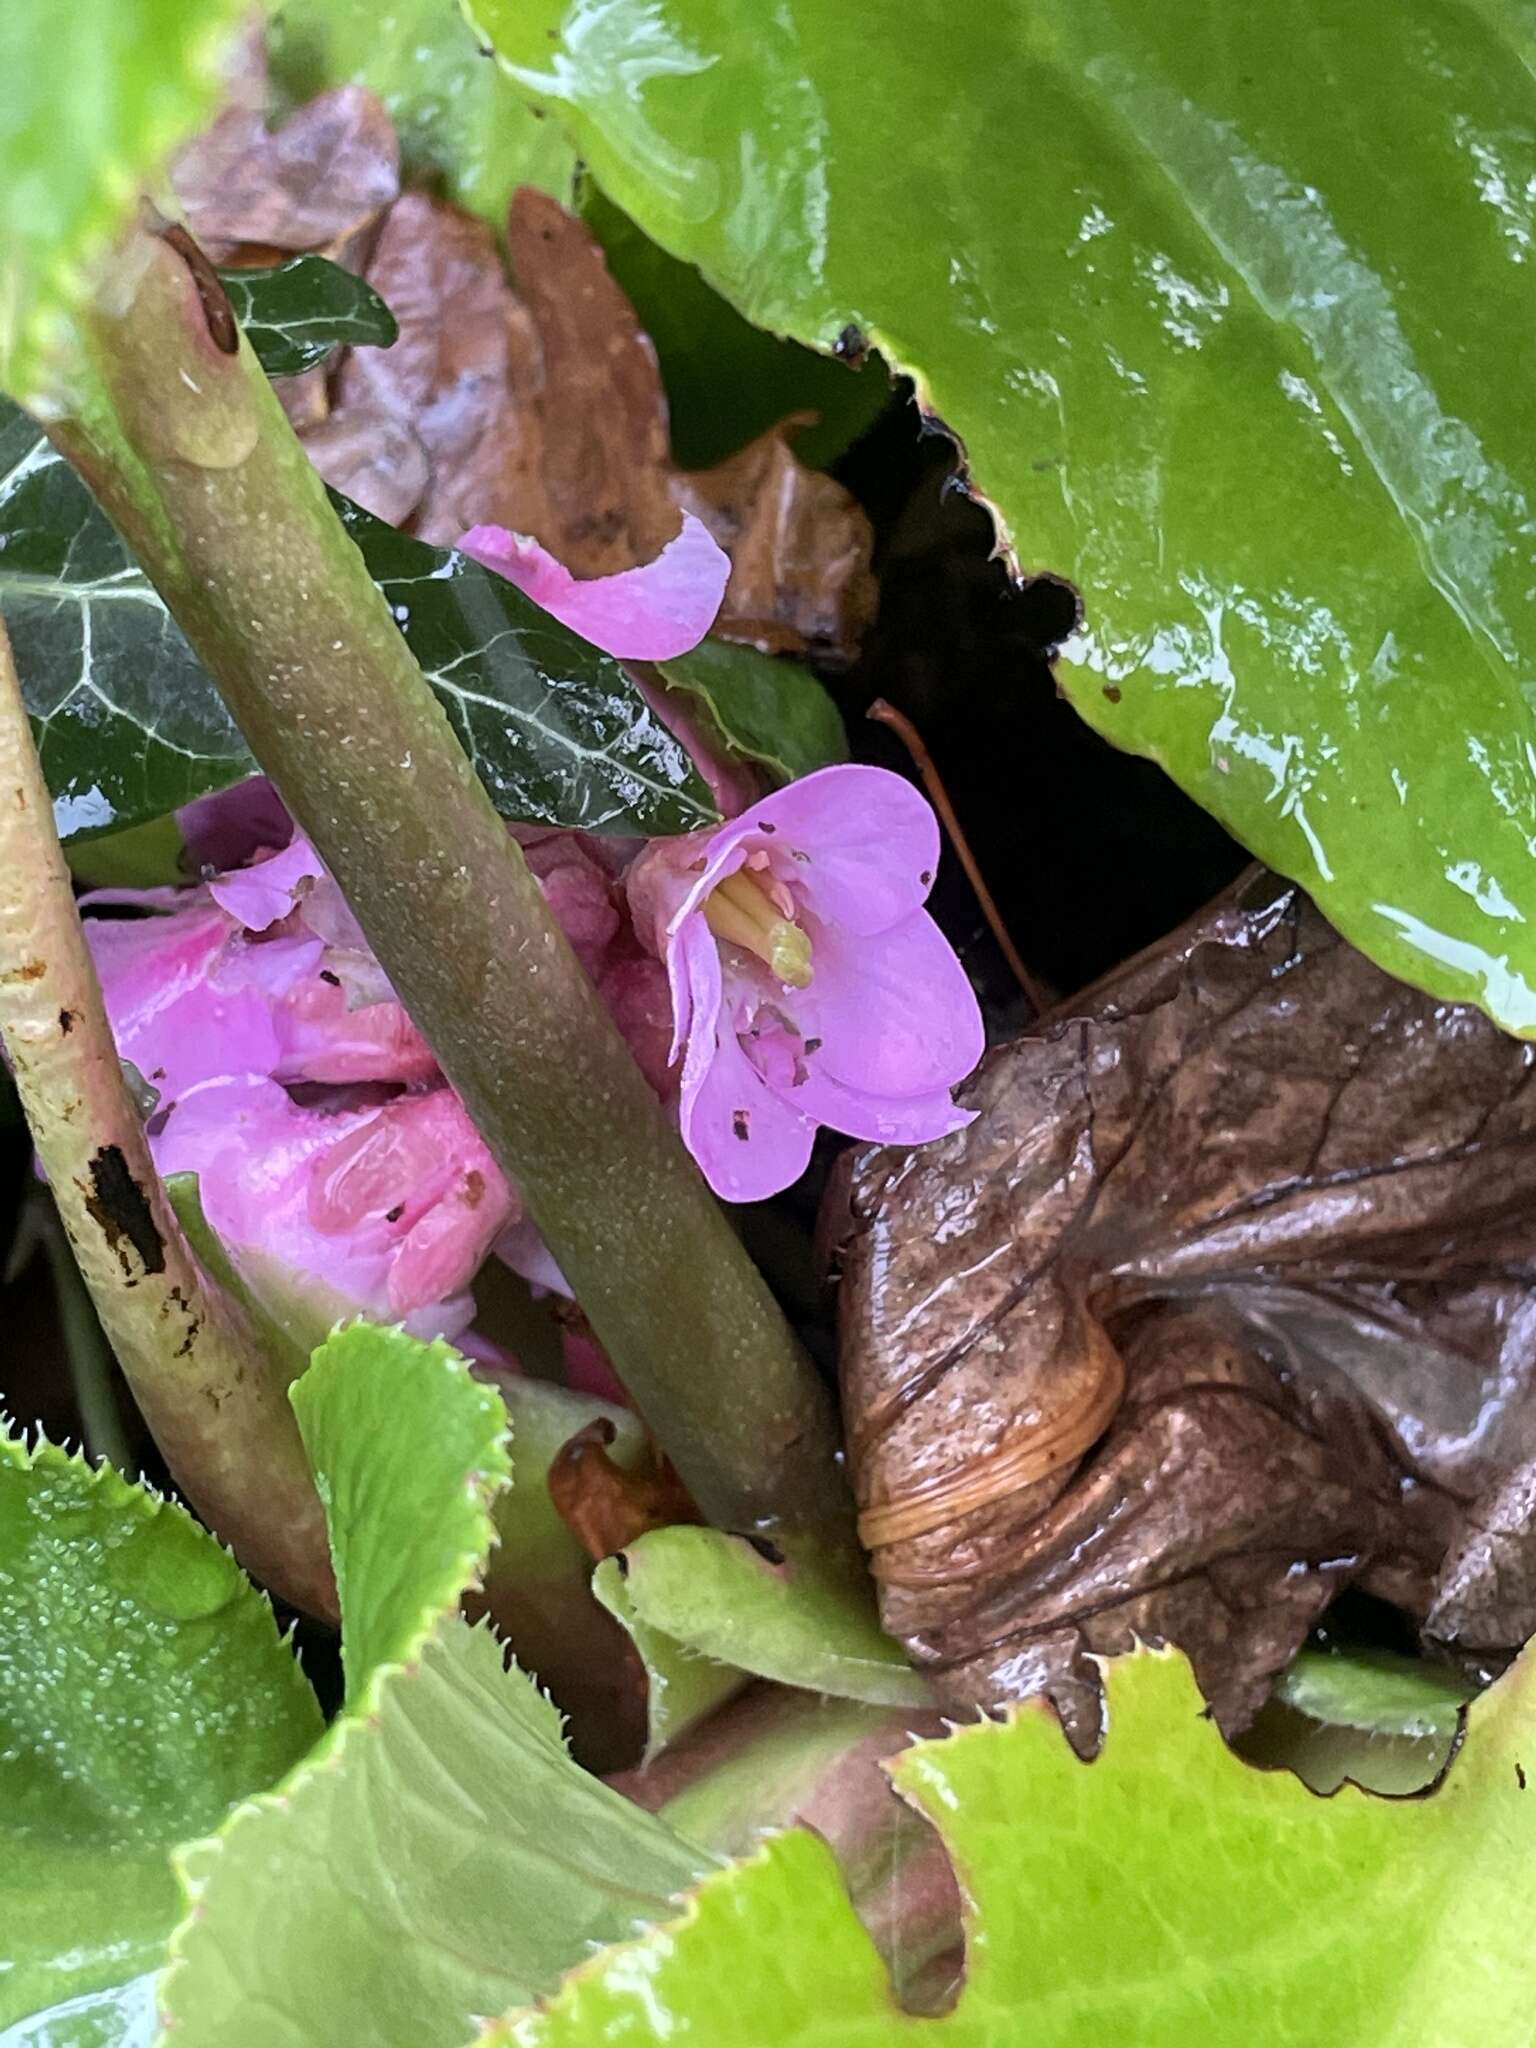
[297,405,430,527]
[332,184,875,660]
[838,873,1536,1747]
[674,420,878,665]
[549,1418,702,1562]
[171,85,399,259]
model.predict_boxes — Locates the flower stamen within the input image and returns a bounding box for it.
[704,868,813,988]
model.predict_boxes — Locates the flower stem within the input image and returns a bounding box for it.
[0,616,336,1613]
[47,226,849,1542]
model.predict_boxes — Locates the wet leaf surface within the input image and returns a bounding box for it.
[839,873,1536,1744]
[0,396,715,838]
[0,1431,320,2032]
[480,0,1536,1035]
[218,254,397,377]
[491,1642,1536,2048]
[653,635,848,785]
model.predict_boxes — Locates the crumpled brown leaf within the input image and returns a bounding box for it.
[333,184,876,656]
[171,84,399,260]
[549,1417,702,1562]
[837,872,1536,1748]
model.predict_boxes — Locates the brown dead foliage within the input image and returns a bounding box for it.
[838,872,1536,1747]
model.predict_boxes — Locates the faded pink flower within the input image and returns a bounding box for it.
[626,764,984,1202]
[156,1076,511,1342]
[457,513,729,660]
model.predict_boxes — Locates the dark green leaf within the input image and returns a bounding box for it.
[218,256,397,379]
[332,494,717,832]
[476,0,1536,1036]
[0,1431,321,2035]
[0,397,716,838]
[657,636,847,784]
[0,398,254,840]
[583,189,886,472]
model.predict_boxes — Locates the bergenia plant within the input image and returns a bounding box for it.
[3,4,1536,2047]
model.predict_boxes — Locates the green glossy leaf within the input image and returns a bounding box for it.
[603,1528,933,1711]
[582,189,885,472]
[494,1642,1536,2047]
[0,0,243,401]
[0,1430,320,2035]
[161,1323,711,2048]
[479,0,1536,1035]
[217,256,396,379]
[268,0,577,221]
[0,399,254,839]
[0,398,715,837]
[656,637,847,786]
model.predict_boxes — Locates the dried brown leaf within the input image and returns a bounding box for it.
[549,1417,702,1563]
[297,405,430,527]
[674,421,878,664]
[838,873,1536,1746]
[172,85,399,258]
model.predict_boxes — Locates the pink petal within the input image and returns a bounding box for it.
[672,913,725,1113]
[84,904,284,1102]
[680,1014,818,1203]
[271,974,437,1087]
[794,908,984,1101]
[776,1065,977,1148]
[209,836,326,934]
[457,513,729,660]
[733,766,942,936]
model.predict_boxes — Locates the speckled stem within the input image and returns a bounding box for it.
[46,226,850,1543]
[0,615,336,1614]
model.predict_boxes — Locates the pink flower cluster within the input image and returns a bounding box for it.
[80,522,983,1347]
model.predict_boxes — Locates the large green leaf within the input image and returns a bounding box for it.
[0,399,715,838]
[218,256,397,378]
[477,0,1536,1034]
[492,1642,1536,2047]
[160,1323,710,2048]
[0,1430,321,2036]
[0,0,243,401]
[268,0,578,220]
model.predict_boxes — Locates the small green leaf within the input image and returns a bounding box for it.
[218,256,397,379]
[0,1430,320,2034]
[0,0,244,401]
[656,637,847,786]
[0,398,716,838]
[605,1528,934,1711]
[268,0,578,222]
[593,1555,745,1760]
[0,399,254,839]
[492,1643,1536,2048]
[161,1323,711,2048]
[478,0,1536,1035]
[1236,1648,1475,1797]
[1276,1648,1474,1740]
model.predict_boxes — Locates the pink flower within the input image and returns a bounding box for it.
[457,514,729,661]
[626,764,984,1201]
[156,1077,511,1342]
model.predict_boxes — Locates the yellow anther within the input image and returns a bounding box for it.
[703,868,814,988]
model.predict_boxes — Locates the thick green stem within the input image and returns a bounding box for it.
[0,616,335,1614]
[50,227,848,1540]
